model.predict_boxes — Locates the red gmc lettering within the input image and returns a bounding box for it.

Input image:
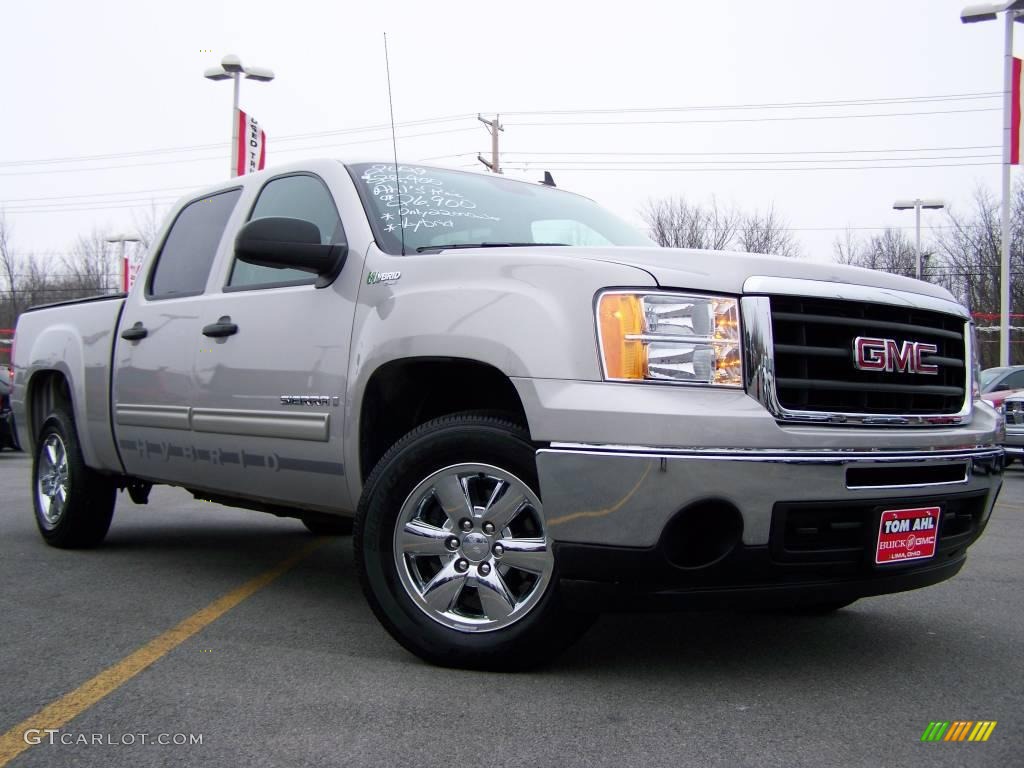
[853,337,939,375]
[854,337,888,370]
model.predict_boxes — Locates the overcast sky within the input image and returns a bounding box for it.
[0,0,1014,266]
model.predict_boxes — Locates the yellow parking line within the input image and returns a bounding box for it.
[0,538,326,767]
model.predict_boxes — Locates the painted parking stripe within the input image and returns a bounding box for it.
[0,538,326,767]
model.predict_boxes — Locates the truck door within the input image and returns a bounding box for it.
[112,187,243,486]
[188,172,358,512]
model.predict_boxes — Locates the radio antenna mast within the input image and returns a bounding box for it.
[383,32,406,257]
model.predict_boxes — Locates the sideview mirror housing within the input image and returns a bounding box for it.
[235,217,347,288]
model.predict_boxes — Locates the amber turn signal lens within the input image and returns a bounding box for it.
[597,293,646,379]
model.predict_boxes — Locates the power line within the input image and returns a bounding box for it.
[0,113,477,168]
[2,93,995,170]
[0,127,478,178]
[501,161,1000,172]
[505,106,1001,128]
[0,184,199,204]
[502,145,1001,157]
[501,153,999,166]
[500,91,1001,117]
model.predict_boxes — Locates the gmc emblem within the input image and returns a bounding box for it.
[853,336,938,375]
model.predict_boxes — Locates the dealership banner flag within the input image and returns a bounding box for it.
[235,108,267,176]
[1014,57,1023,164]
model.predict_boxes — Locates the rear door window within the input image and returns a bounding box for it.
[148,189,242,299]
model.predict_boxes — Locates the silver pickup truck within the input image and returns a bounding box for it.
[12,160,1004,669]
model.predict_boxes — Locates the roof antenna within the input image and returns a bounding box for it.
[383,32,406,257]
[541,171,556,187]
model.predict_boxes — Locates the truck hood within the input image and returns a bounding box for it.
[559,246,959,303]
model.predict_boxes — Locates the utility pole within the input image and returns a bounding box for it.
[477,114,503,174]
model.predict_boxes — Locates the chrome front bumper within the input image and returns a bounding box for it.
[537,444,1003,547]
[1004,430,1024,457]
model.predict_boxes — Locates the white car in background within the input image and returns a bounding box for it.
[1003,392,1024,467]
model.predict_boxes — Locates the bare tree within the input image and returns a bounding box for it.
[132,200,168,250]
[62,230,116,294]
[0,211,18,326]
[641,196,800,256]
[834,227,918,277]
[737,205,801,258]
[640,196,739,251]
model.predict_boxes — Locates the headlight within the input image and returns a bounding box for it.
[596,291,742,387]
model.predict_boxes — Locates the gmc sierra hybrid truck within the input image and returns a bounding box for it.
[12,160,1004,669]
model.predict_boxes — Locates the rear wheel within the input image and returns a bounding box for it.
[355,412,593,670]
[32,409,116,548]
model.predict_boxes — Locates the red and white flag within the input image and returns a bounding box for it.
[235,108,267,176]
[1013,57,1023,164]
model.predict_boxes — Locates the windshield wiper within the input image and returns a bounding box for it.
[415,242,570,253]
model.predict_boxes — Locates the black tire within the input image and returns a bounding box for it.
[301,514,354,536]
[32,409,116,549]
[354,411,594,671]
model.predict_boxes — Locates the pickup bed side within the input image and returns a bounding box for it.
[12,294,126,474]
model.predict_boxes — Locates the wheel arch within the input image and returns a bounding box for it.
[355,356,529,486]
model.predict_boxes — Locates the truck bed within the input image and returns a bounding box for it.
[13,293,127,473]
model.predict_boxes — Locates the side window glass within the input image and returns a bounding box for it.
[228,175,344,288]
[149,189,242,298]
[1004,371,1024,389]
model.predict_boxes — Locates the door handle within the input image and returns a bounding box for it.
[120,322,148,341]
[202,316,239,338]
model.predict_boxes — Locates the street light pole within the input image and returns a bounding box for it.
[232,70,241,179]
[1002,10,1015,366]
[893,199,945,280]
[204,54,275,178]
[105,234,141,293]
[961,1,1024,366]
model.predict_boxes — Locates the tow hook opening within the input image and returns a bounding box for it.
[661,500,744,570]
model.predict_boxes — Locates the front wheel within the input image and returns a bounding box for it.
[32,410,116,548]
[354,412,593,670]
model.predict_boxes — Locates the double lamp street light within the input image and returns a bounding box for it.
[203,54,275,178]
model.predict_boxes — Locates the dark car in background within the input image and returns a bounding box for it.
[0,369,19,451]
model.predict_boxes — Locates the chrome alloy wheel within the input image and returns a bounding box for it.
[393,463,554,633]
[37,433,70,529]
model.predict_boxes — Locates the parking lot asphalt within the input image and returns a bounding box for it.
[0,449,1020,768]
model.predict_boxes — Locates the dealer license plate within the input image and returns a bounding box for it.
[875,507,941,565]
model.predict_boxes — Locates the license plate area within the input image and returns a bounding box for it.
[875,506,940,565]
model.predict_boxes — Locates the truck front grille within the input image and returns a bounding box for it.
[769,296,967,416]
[1006,399,1024,427]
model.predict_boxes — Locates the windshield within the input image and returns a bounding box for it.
[348,162,653,255]
[980,367,1009,392]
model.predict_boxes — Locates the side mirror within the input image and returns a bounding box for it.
[235,217,347,288]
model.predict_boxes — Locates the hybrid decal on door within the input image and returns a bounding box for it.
[367,270,401,285]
